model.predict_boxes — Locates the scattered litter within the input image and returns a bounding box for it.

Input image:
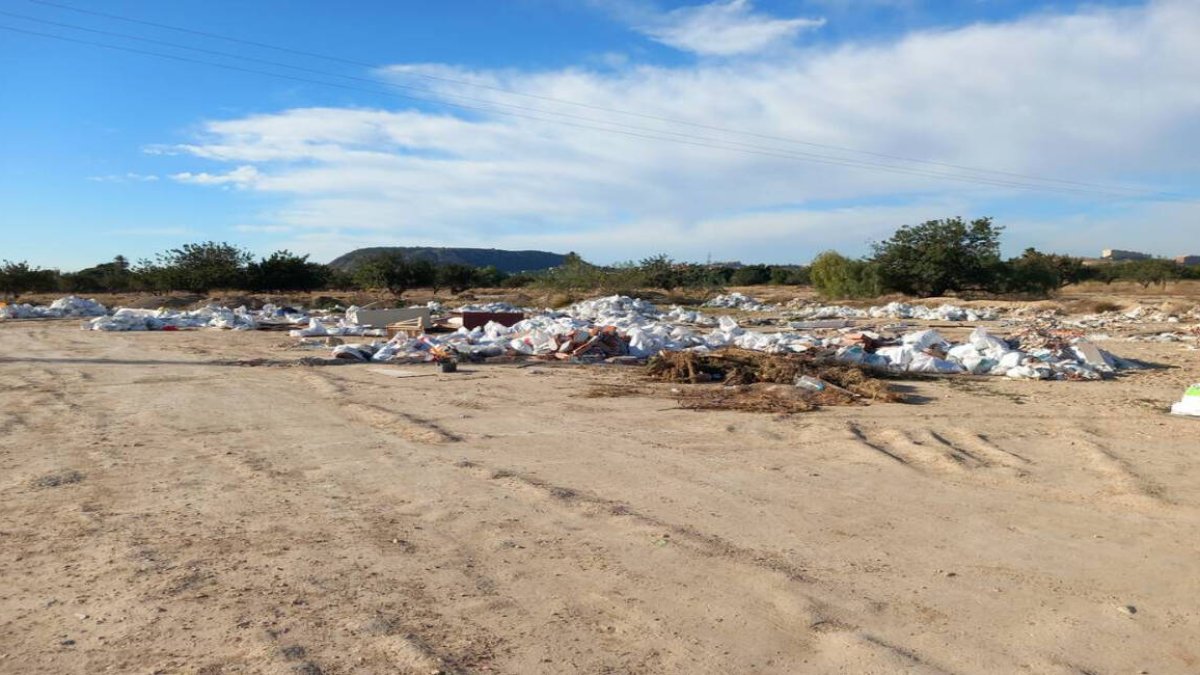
[1170,384,1200,417]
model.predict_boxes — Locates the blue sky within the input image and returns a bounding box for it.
[1,0,1196,270]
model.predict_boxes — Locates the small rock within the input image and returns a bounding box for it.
[1118,605,1137,616]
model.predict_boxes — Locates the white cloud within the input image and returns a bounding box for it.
[634,0,825,56]
[166,0,1200,263]
[170,165,260,187]
[87,172,159,183]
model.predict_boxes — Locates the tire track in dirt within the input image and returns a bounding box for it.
[440,456,958,673]
[300,370,463,444]
[456,459,815,584]
[1076,437,1171,507]
[846,422,913,466]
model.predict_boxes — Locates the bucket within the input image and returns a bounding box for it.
[439,360,458,373]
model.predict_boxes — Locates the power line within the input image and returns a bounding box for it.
[25,0,1169,197]
[2,10,1132,196]
[0,22,1183,199]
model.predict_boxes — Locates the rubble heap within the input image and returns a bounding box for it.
[88,304,309,332]
[1,296,108,319]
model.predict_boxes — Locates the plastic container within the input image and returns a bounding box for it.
[794,375,827,392]
[439,360,458,373]
[1170,383,1200,417]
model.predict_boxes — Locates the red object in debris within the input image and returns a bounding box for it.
[461,311,524,330]
[161,325,179,331]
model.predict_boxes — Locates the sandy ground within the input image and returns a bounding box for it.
[1,319,1199,674]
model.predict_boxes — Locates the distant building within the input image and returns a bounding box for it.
[1101,249,1153,262]
[1177,255,1200,266]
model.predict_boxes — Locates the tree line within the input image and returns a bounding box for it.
[807,217,1198,298]
[2,222,1196,300]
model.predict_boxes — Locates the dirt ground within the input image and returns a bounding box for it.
[1,318,1199,674]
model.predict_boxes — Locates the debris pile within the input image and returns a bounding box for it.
[311,295,1136,381]
[1,296,108,319]
[647,349,902,413]
[786,301,1000,322]
[88,304,309,332]
[1064,306,1200,329]
[837,327,1122,380]
[703,293,778,312]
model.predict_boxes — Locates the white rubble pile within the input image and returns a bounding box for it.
[320,295,1132,380]
[788,304,867,320]
[1067,306,1200,329]
[664,306,718,326]
[87,303,309,332]
[703,293,778,312]
[868,302,999,321]
[288,316,385,338]
[1,296,108,319]
[89,305,257,331]
[787,301,1000,322]
[836,327,1118,380]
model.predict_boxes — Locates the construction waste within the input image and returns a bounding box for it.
[704,293,778,312]
[317,294,1130,381]
[1171,384,1200,417]
[88,304,309,332]
[2,293,1143,382]
[0,296,107,319]
[787,301,1000,322]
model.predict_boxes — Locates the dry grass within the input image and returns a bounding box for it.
[581,383,650,398]
[645,349,903,402]
[644,349,905,413]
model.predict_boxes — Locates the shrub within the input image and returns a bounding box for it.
[809,251,881,299]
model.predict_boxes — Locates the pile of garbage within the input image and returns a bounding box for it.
[703,293,778,312]
[1065,306,1200,329]
[315,294,1132,381]
[88,304,308,332]
[838,327,1121,380]
[0,296,108,319]
[289,319,385,338]
[786,301,1000,322]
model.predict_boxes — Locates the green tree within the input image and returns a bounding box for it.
[809,251,881,299]
[871,217,1003,296]
[730,264,771,286]
[638,254,680,290]
[1002,248,1062,296]
[1122,258,1181,288]
[139,241,253,292]
[436,263,478,294]
[353,253,435,296]
[769,266,810,285]
[246,250,329,291]
[0,260,60,298]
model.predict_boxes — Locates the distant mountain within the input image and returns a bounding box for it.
[328,247,567,274]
